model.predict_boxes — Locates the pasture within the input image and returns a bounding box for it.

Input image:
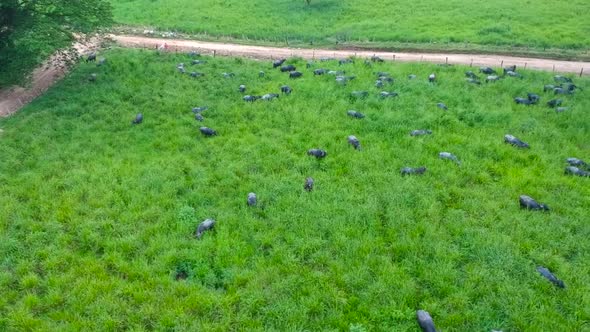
[109,0,590,51]
[0,48,589,331]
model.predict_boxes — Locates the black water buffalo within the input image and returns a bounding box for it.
[519,195,549,211]
[503,65,516,74]
[86,52,96,62]
[504,134,529,148]
[192,106,208,113]
[410,129,432,136]
[347,110,365,119]
[537,266,565,288]
[132,113,143,125]
[436,103,448,110]
[416,310,437,332]
[273,59,286,68]
[527,93,540,103]
[243,95,260,102]
[247,193,257,206]
[199,127,217,136]
[350,91,369,99]
[565,166,590,177]
[239,84,246,93]
[380,91,398,98]
[514,97,533,105]
[195,219,215,239]
[465,71,478,79]
[314,68,327,75]
[304,177,314,191]
[289,71,303,78]
[428,73,436,82]
[479,66,496,74]
[439,152,460,165]
[401,167,427,176]
[547,99,562,107]
[566,158,587,167]
[347,135,361,150]
[195,113,204,122]
[281,64,296,72]
[261,93,279,101]
[307,149,327,159]
[280,85,292,94]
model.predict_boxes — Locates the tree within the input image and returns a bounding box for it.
[0,0,113,87]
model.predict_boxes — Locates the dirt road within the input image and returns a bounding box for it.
[113,35,589,75]
[1,34,588,117]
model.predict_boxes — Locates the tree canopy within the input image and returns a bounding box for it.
[0,0,112,87]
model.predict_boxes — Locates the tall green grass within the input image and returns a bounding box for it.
[109,0,590,50]
[0,48,589,330]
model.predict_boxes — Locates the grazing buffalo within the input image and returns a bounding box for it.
[222,72,235,78]
[504,134,529,148]
[88,73,97,82]
[556,107,569,113]
[261,93,279,101]
[565,166,590,177]
[375,80,384,88]
[247,193,257,206]
[280,85,292,94]
[519,195,549,211]
[554,75,572,83]
[428,73,436,82]
[371,55,384,62]
[566,157,587,167]
[537,266,565,288]
[527,93,540,103]
[243,95,260,102]
[289,71,303,78]
[416,310,437,332]
[486,75,500,82]
[281,65,296,72]
[199,127,217,136]
[304,177,314,191]
[543,84,555,92]
[503,65,516,74]
[132,113,143,125]
[506,71,521,78]
[465,71,478,79]
[547,99,562,107]
[347,135,361,150]
[410,129,432,136]
[313,68,327,75]
[436,103,448,110]
[86,52,97,62]
[466,78,481,85]
[192,106,208,113]
[553,87,567,95]
[379,76,394,83]
[401,167,427,176]
[380,91,398,98]
[439,152,460,165]
[239,84,246,93]
[273,59,286,68]
[190,72,204,78]
[514,97,533,105]
[347,110,365,119]
[339,59,354,65]
[479,66,496,74]
[195,219,215,239]
[307,149,327,159]
[195,113,204,122]
[350,91,369,99]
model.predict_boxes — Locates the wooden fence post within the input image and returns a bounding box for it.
[580,68,584,77]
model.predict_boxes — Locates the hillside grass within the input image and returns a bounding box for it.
[109,0,590,52]
[1,48,590,331]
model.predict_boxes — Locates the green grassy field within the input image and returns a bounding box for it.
[1,49,589,330]
[109,0,590,51]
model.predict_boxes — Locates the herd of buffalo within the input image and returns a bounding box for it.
[87,51,585,331]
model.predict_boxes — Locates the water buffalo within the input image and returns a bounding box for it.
[547,99,562,107]
[543,84,556,92]
[554,75,572,83]
[222,72,235,78]
[436,103,448,110]
[527,93,540,104]
[239,85,246,93]
[314,68,327,75]
[519,195,549,211]
[195,219,215,239]
[380,91,398,98]
[503,65,516,74]
[307,149,327,159]
[410,129,432,136]
[280,85,292,94]
[339,59,354,65]
[566,157,587,167]
[190,72,205,78]
[416,310,437,332]
[273,59,286,68]
[86,52,97,62]
[347,135,361,150]
[199,127,217,136]
[195,113,204,122]
[347,110,365,119]
[192,106,208,113]
[350,91,369,99]
[243,95,260,102]
[375,80,384,88]
[261,93,279,101]
[514,97,533,105]
[466,78,481,85]
[289,71,303,78]
[537,266,565,288]
[486,75,500,82]
[465,71,478,79]
[132,113,143,125]
[479,66,496,74]
[281,65,296,72]
[401,167,427,176]
[371,55,384,62]
[504,134,529,148]
[439,152,460,165]
[505,71,521,78]
[88,73,97,82]
[565,166,590,177]
[304,177,314,191]
[428,73,436,82]
[247,193,257,206]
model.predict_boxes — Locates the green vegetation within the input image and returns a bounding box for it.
[1,48,589,330]
[0,0,112,87]
[109,0,590,52]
